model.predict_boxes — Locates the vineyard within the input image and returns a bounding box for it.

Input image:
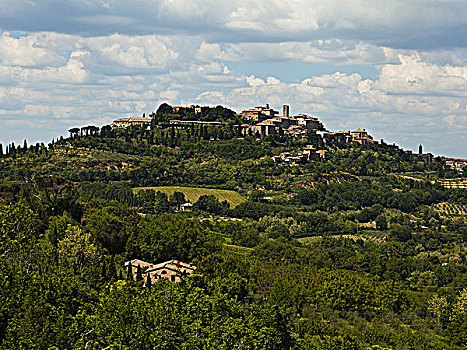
[434,202,467,216]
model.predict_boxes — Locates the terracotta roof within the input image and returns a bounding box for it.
[352,128,366,133]
[146,260,196,273]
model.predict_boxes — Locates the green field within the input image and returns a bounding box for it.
[133,186,246,207]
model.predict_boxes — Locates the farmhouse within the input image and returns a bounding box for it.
[145,260,197,283]
[124,259,197,284]
[178,202,193,212]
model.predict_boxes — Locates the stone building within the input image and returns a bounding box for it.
[112,117,153,129]
[351,128,375,144]
[241,104,279,122]
[124,259,197,284]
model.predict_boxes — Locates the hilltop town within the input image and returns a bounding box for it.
[112,103,467,174]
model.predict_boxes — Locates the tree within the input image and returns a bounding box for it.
[170,191,186,209]
[58,225,98,277]
[32,175,77,217]
[145,273,152,289]
[390,224,412,242]
[136,265,143,282]
[250,189,265,202]
[84,205,139,255]
[127,263,133,281]
[375,215,388,230]
[194,195,228,215]
[68,127,80,139]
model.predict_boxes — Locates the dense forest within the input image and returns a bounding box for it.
[0,104,466,349]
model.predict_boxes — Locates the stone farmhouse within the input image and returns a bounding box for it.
[125,259,197,284]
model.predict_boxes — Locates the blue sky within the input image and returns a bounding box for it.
[0,0,466,157]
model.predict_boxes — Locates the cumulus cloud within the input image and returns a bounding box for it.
[192,56,467,156]
[375,54,467,96]
[0,0,466,157]
[0,32,66,67]
[0,30,465,156]
[1,0,466,49]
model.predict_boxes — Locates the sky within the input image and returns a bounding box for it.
[0,0,466,157]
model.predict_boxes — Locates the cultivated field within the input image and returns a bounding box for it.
[133,186,246,207]
[298,235,364,245]
[434,202,467,216]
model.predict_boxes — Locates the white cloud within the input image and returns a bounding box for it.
[375,54,467,96]
[214,40,402,65]
[86,34,179,69]
[0,27,465,156]
[2,0,467,50]
[159,89,179,100]
[191,56,466,156]
[0,32,66,67]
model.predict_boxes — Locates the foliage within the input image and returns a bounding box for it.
[0,107,466,349]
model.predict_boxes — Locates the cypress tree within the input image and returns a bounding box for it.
[10,142,16,158]
[108,257,117,282]
[127,263,133,281]
[169,127,175,147]
[146,273,152,290]
[136,265,143,282]
[0,143,2,157]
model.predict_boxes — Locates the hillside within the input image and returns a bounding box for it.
[0,104,466,349]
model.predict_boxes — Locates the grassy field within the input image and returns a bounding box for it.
[133,186,246,207]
